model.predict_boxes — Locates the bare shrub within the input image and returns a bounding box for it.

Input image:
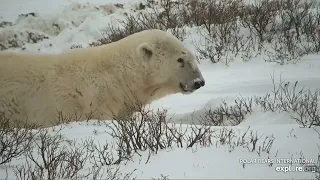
[301,2,320,53]
[290,89,320,127]
[107,108,185,157]
[0,101,279,179]
[254,75,306,112]
[264,30,307,64]
[11,126,136,180]
[200,96,253,126]
[89,13,185,47]
[85,138,132,167]
[88,16,147,47]
[106,93,219,161]
[211,126,275,154]
[152,174,170,180]
[262,0,320,63]
[89,0,186,47]
[0,113,36,165]
[107,102,276,158]
[14,128,91,180]
[191,0,255,64]
[46,104,98,127]
[277,0,315,39]
[194,21,242,64]
[197,74,319,128]
[186,124,213,148]
[148,0,186,31]
[241,0,279,49]
[254,74,320,127]
[261,0,320,64]
[184,0,244,27]
[182,0,208,26]
[186,0,319,64]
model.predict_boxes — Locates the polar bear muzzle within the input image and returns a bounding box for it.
[179,78,205,94]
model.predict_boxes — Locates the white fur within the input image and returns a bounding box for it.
[0,29,204,127]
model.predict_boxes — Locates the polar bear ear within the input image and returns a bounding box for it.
[137,43,153,60]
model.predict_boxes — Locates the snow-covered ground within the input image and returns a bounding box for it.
[1,0,320,179]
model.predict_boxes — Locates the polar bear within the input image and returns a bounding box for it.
[0,29,205,128]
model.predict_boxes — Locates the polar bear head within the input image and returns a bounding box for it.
[135,29,205,95]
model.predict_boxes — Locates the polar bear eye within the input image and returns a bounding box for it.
[177,58,184,67]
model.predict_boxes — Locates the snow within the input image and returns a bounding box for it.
[1,0,320,179]
[151,57,320,119]
[0,0,142,22]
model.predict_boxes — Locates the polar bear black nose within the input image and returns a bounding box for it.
[200,80,205,86]
[194,80,205,89]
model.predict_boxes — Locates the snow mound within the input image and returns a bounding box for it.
[0,1,145,52]
[0,29,48,51]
